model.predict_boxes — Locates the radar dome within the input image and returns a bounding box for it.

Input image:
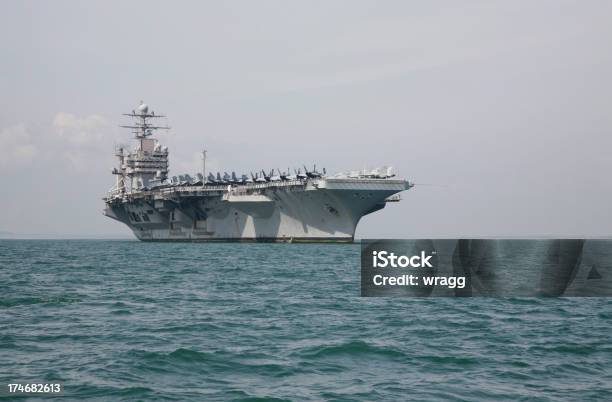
[138,103,149,114]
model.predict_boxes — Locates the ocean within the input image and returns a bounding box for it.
[1,240,611,401]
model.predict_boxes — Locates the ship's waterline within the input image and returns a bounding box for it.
[103,102,412,242]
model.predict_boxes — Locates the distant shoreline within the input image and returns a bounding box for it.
[0,235,135,240]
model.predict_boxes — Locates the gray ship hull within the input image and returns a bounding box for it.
[104,178,410,242]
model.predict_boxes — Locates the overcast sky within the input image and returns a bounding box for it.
[1,0,611,238]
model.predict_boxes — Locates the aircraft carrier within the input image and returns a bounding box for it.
[103,102,413,242]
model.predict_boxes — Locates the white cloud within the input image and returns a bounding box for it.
[0,124,38,167]
[51,112,123,170]
[52,112,109,145]
[1,113,118,171]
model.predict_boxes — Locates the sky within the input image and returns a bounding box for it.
[1,0,611,238]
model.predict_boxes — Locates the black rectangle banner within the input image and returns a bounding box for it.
[361,239,612,297]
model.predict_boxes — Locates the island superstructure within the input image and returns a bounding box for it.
[103,102,413,242]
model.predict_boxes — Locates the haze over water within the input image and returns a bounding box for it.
[1,240,610,400]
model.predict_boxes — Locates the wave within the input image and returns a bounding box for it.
[128,348,300,378]
[294,340,406,360]
[0,294,82,308]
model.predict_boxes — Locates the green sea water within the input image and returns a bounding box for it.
[0,240,611,401]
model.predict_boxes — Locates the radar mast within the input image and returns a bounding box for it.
[114,101,171,191]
